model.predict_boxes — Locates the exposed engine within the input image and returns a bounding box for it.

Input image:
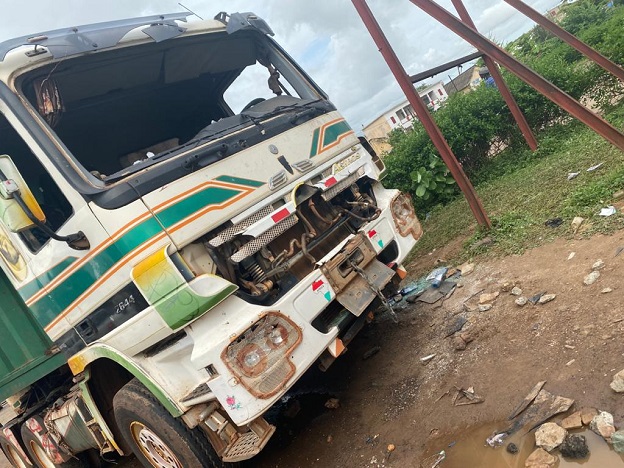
[184,175,382,305]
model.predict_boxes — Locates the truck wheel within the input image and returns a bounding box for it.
[0,433,31,468]
[20,418,83,468]
[113,379,232,468]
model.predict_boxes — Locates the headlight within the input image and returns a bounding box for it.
[391,192,422,238]
[222,313,302,399]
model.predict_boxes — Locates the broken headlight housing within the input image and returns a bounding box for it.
[391,192,422,238]
[222,313,302,399]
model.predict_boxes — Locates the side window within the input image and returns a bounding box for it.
[0,112,73,252]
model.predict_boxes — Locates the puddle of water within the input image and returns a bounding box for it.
[423,422,624,467]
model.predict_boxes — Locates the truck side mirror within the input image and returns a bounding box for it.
[0,155,45,232]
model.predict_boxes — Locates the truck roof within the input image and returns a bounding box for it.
[0,12,231,83]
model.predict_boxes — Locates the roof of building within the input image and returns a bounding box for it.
[443,65,477,96]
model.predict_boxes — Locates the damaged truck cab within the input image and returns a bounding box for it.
[0,12,421,468]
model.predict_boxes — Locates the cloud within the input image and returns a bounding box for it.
[0,0,561,129]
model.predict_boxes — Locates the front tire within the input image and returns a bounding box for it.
[113,379,229,468]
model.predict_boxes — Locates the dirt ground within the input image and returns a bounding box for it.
[251,231,624,467]
[2,232,624,468]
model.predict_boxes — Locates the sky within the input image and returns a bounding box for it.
[0,0,562,129]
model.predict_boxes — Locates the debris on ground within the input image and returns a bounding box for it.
[599,205,616,217]
[580,407,598,425]
[458,262,475,276]
[506,442,518,454]
[615,246,624,257]
[567,172,580,180]
[326,435,333,443]
[571,217,584,234]
[567,251,576,260]
[324,398,340,409]
[452,336,466,351]
[566,359,576,366]
[478,304,493,312]
[508,381,547,420]
[587,162,604,172]
[592,259,605,270]
[445,316,467,337]
[486,432,506,447]
[362,346,381,360]
[528,292,546,304]
[479,291,500,304]
[538,294,556,304]
[515,296,528,306]
[584,271,600,285]
[506,388,573,435]
[453,386,484,406]
[525,448,557,467]
[420,354,436,364]
[419,451,445,468]
[612,430,624,454]
[545,218,563,228]
[589,411,616,442]
[610,369,624,393]
[535,422,567,452]
[602,287,613,294]
[387,443,395,452]
[560,411,583,430]
[559,434,589,459]
[426,267,448,288]
[511,286,523,296]
[470,237,494,251]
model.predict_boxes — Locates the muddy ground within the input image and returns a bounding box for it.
[2,232,624,468]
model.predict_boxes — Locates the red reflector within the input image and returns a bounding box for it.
[367,229,377,238]
[324,176,338,188]
[271,208,290,223]
[312,279,324,291]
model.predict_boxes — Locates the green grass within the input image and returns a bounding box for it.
[407,105,624,268]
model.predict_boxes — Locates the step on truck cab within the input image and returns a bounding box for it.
[0,11,421,468]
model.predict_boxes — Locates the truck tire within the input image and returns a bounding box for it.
[113,379,233,468]
[20,417,84,468]
[0,433,31,468]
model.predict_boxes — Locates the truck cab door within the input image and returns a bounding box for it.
[0,104,109,349]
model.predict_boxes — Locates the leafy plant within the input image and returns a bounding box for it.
[410,155,456,200]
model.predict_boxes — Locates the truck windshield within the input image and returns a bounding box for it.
[18,30,324,182]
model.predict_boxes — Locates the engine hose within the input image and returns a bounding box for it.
[308,199,341,225]
[341,207,381,222]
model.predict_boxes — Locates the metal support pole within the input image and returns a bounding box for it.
[504,0,624,83]
[451,0,538,151]
[407,0,624,152]
[351,0,491,228]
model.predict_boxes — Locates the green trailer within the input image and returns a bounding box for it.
[0,269,65,403]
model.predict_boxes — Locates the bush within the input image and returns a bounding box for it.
[382,1,623,213]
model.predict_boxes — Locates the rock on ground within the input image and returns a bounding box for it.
[612,430,624,454]
[535,422,567,452]
[479,291,500,304]
[478,304,493,312]
[561,411,583,430]
[525,448,557,467]
[559,434,589,459]
[584,271,600,285]
[590,411,616,442]
[458,262,474,276]
[610,369,624,393]
[580,407,598,425]
[511,286,523,296]
[538,294,556,304]
[515,296,528,306]
[592,259,605,270]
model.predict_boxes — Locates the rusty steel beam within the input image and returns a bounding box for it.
[407,0,624,152]
[351,0,491,228]
[504,0,624,83]
[409,51,483,83]
[451,0,538,151]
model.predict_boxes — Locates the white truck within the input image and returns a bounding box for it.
[0,11,421,468]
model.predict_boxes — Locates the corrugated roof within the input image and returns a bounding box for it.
[444,65,477,96]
